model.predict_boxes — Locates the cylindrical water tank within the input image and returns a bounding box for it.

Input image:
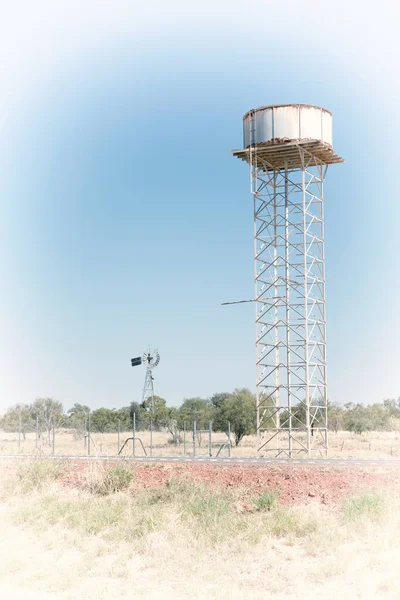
[243,104,332,148]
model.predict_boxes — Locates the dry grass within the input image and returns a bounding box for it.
[0,460,400,598]
[2,428,400,460]
[79,462,134,495]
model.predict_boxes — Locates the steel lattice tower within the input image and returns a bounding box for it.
[142,365,155,406]
[141,349,160,413]
[232,104,343,457]
[131,349,160,414]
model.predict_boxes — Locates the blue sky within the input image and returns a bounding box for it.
[0,0,399,411]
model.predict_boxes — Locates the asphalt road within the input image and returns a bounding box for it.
[1,454,400,467]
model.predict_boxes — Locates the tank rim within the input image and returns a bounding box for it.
[243,104,332,120]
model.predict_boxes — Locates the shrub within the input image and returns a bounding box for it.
[251,490,278,511]
[83,464,134,495]
[103,465,134,494]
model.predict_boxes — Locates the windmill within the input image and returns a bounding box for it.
[131,349,160,414]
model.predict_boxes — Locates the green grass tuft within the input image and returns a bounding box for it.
[100,465,134,494]
[18,460,63,491]
[268,507,318,538]
[82,463,134,495]
[342,491,385,521]
[251,490,278,511]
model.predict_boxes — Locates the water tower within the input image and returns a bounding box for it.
[232,104,344,457]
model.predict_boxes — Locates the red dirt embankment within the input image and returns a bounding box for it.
[59,461,394,506]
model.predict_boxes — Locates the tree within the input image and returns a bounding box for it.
[67,403,91,416]
[210,392,232,410]
[140,395,170,429]
[279,398,327,435]
[383,398,400,418]
[178,398,214,447]
[117,406,133,431]
[91,408,118,433]
[327,403,344,433]
[343,404,373,434]
[31,398,64,442]
[164,406,184,445]
[179,398,214,429]
[66,403,90,429]
[213,388,256,446]
[366,403,392,431]
[0,404,33,440]
[129,402,143,429]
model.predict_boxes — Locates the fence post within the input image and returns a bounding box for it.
[209,421,213,457]
[52,417,55,456]
[133,412,136,457]
[36,415,39,449]
[18,412,21,452]
[84,417,87,452]
[183,422,186,456]
[193,420,197,458]
[228,421,231,457]
[87,413,91,456]
[117,419,120,456]
[150,418,153,457]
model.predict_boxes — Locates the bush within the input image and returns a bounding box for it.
[103,465,134,494]
[252,490,278,511]
[83,464,134,495]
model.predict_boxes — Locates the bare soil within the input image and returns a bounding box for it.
[59,461,394,506]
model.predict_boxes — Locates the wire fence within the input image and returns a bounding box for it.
[2,424,399,459]
[0,418,233,459]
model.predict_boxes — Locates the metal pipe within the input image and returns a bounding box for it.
[183,422,186,456]
[84,417,87,451]
[133,412,136,457]
[36,415,39,449]
[193,420,197,458]
[150,418,153,457]
[209,421,212,457]
[301,150,311,458]
[320,163,329,457]
[18,412,21,452]
[151,371,155,416]
[117,419,120,456]
[284,160,292,458]
[228,421,231,457]
[87,413,91,456]
[52,417,55,456]
[253,160,260,452]
[274,170,280,454]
